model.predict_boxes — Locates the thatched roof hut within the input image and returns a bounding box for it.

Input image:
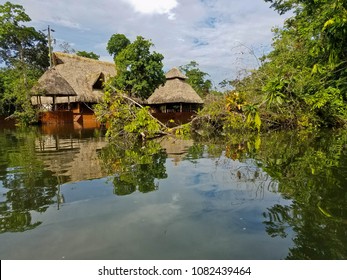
[31,52,116,105]
[147,67,204,106]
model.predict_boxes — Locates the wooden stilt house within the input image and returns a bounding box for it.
[31,52,116,126]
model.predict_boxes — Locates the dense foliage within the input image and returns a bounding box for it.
[0,66,41,123]
[233,0,347,129]
[112,35,166,99]
[95,90,164,141]
[106,33,130,59]
[0,1,48,124]
[0,2,48,69]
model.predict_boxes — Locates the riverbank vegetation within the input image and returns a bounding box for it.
[231,0,347,130]
[1,0,346,135]
[191,0,347,137]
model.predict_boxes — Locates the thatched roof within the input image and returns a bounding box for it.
[31,68,77,97]
[165,67,187,80]
[31,52,116,105]
[147,67,203,105]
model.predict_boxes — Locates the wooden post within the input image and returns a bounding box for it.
[53,96,56,111]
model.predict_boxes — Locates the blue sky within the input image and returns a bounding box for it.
[8,0,287,87]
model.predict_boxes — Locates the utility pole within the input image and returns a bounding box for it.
[44,25,55,68]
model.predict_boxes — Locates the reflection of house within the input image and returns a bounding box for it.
[147,68,204,126]
[31,52,116,126]
[35,134,108,183]
[157,136,194,165]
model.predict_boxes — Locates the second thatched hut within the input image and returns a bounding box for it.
[147,67,203,125]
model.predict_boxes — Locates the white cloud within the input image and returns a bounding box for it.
[121,0,178,19]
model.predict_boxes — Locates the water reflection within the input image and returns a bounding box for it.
[256,131,347,260]
[36,133,107,183]
[0,128,57,233]
[157,137,194,165]
[99,141,168,195]
[0,127,347,259]
[0,126,107,233]
[221,130,347,259]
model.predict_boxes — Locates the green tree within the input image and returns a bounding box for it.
[179,61,212,97]
[0,66,39,122]
[113,36,165,99]
[0,1,48,124]
[0,1,48,69]
[106,33,131,59]
[75,50,99,60]
[264,0,298,14]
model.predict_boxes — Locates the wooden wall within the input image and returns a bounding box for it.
[151,112,196,127]
[39,111,74,124]
[39,110,101,129]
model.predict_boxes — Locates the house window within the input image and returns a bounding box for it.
[160,105,166,113]
[93,73,105,90]
[166,104,181,112]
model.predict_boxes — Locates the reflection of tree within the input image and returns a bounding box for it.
[197,130,347,259]
[263,204,292,238]
[193,132,261,163]
[99,140,168,196]
[258,130,347,259]
[0,128,59,233]
[185,144,204,162]
[0,211,42,233]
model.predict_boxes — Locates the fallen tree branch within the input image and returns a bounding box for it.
[108,86,169,131]
[119,93,169,130]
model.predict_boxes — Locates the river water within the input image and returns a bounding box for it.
[0,125,346,259]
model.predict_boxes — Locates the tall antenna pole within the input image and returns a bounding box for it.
[45,25,55,68]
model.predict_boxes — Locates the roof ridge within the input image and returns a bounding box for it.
[53,52,115,66]
[165,67,187,80]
